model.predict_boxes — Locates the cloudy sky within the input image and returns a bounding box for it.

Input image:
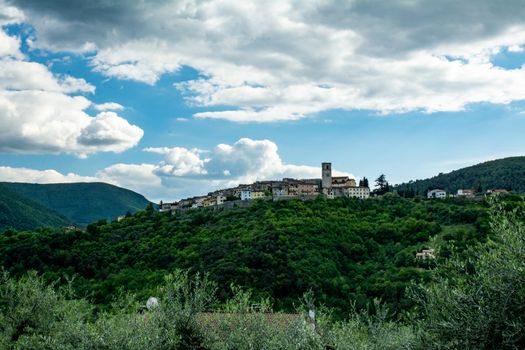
[1,0,525,201]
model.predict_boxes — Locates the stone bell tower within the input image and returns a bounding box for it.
[321,162,332,189]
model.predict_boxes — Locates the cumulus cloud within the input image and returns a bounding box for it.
[8,0,525,121]
[0,30,22,57]
[93,102,124,111]
[144,147,207,176]
[0,26,143,156]
[0,166,97,183]
[77,112,143,151]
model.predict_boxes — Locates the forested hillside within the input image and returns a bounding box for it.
[0,182,151,226]
[395,156,525,196]
[0,184,71,231]
[0,195,493,316]
[3,199,524,349]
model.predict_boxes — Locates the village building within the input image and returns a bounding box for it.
[202,196,216,207]
[332,176,357,188]
[344,186,371,199]
[427,189,447,199]
[457,189,475,198]
[240,190,251,201]
[416,249,435,260]
[252,191,265,199]
[272,185,289,197]
[216,195,227,205]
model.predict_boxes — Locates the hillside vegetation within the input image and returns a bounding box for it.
[0,182,151,226]
[0,195,494,317]
[0,184,71,231]
[395,156,525,195]
[2,198,525,349]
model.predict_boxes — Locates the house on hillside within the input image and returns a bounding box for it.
[202,197,216,207]
[240,190,251,201]
[332,176,356,188]
[457,189,475,198]
[416,249,435,260]
[272,185,289,197]
[159,201,179,212]
[216,195,227,205]
[427,189,447,199]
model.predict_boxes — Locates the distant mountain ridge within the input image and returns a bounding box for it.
[0,184,71,231]
[395,156,525,196]
[0,182,151,227]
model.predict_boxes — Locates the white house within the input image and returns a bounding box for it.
[416,249,435,259]
[216,195,227,205]
[427,189,446,199]
[344,186,370,199]
[240,190,252,201]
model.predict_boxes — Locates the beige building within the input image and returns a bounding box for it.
[332,176,357,188]
[252,191,266,199]
[216,195,227,205]
[202,196,216,207]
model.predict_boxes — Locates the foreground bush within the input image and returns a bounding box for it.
[0,270,419,349]
[416,200,525,349]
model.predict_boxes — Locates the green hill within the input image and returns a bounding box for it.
[0,182,151,227]
[0,184,71,231]
[395,156,525,196]
[0,196,493,316]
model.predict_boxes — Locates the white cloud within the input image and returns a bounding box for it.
[0,30,22,58]
[77,112,143,153]
[0,28,143,156]
[93,102,124,111]
[0,59,94,93]
[508,45,524,53]
[0,166,97,183]
[144,146,207,176]
[9,0,525,122]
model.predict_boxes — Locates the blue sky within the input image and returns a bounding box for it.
[1,1,525,201]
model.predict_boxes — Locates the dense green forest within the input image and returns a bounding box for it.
[0,195,495,317]
[2,198,525,349]
[394,156,525,196]
[0,184,71,231]
[0,182,151,227]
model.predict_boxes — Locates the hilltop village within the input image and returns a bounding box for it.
[159,162,370,212]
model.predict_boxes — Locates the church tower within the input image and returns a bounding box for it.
[321,162,332,189]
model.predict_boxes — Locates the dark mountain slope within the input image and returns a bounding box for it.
[0,182,151,226]
[0,184,71,231]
